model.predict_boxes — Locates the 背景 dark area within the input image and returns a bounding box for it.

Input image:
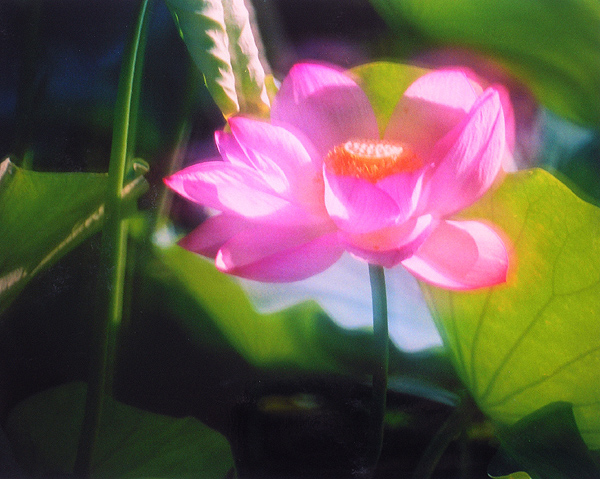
[0,1,499,477]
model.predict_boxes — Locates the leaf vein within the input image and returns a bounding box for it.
[448,292,470,383]
[478,295,554,403]
[486,343,600,408]
[477,200,566,403]
[469,288,493,394]
[554,278,600,298]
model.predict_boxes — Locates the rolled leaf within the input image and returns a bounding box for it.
[165,0,239,116]
[222,0,270,116]
[165,0,270,117]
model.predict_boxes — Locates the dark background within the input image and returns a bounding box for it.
[0,1,507,477]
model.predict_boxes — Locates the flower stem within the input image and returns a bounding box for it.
[73,0,152,476]
[367,264,389,476]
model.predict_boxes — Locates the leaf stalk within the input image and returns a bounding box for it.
[73,0,152,476]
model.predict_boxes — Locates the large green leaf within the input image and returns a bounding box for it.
[421,169,600,448]
[0,159,147,316]
[6,382,233,477]
[369,0,600,127]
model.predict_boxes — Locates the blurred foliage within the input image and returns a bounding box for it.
[145,238,455,386]
[369,0,600,128]
[422,169,600,448]
[6,381,234,477]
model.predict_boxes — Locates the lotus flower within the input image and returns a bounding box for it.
[165,63,510,290]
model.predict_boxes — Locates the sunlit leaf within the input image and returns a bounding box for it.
[421,169,600,448]
[350,61,428,136]
[5,382,233,477]
[488,402,600,478]
[165,0,269,117]
[0,159,147,316]
[370,0,600,127]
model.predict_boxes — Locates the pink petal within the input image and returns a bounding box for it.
[164,161,308,224]
[165,161,283,213]
[216,227,344,282]
[214,126,288,195]
[226,117,326,211]
[214,130,247,167]
[178,214,250,258]
[385,70,479,160]
[231,116,315,182]
[495,82,515,154]
[271,63,379,161]
[323,169,401,234]
[423,88,505,217]
[494,83,517,172]
[401,220,508,290]
[376,171,425,224]
[341,214,435,267]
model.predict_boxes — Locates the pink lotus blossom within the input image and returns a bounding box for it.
[165,63,510,289]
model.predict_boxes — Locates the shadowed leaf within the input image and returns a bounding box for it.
[6,382,234,477]
[0,159,147,316]
[488,402,600,478]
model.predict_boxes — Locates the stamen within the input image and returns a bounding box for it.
[325,139,422,182]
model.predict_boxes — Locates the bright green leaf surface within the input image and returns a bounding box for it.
[0,159,147,316]
[6,382,233,477]
[370,0,600,127]
[489,402,600,478]
[421,169,600,448]
[351,62,428,136]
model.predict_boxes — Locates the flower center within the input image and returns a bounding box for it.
[324,139,422,183]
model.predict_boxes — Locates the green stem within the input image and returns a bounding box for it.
[367,264,389,476]
[73,1,152,476]
[410,395,472,479]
